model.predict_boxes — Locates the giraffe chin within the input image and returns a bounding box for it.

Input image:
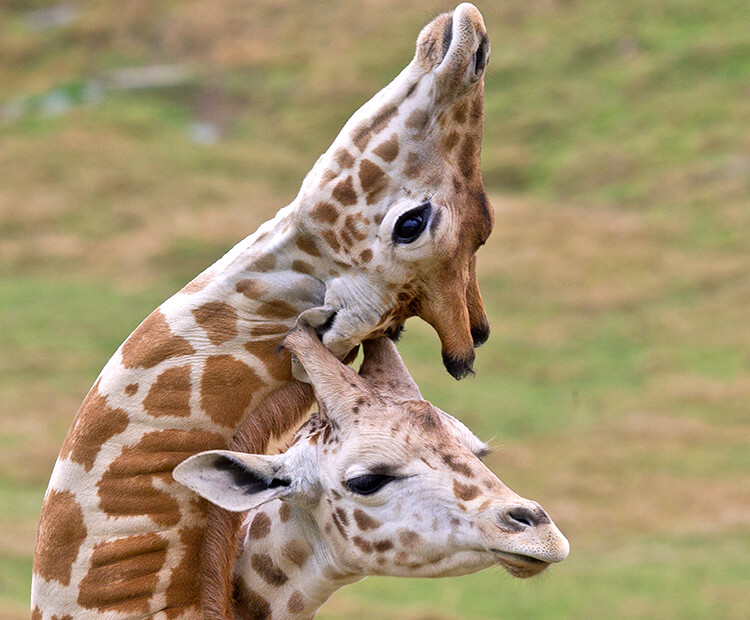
[491,551,551,579]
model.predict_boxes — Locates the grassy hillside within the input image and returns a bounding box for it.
[1,1,749,618]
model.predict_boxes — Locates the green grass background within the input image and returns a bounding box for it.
[1,1,749,617]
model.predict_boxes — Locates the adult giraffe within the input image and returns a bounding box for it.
[176,328,569,619]
[32,4,494,618]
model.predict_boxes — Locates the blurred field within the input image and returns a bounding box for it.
[1,1,749,618]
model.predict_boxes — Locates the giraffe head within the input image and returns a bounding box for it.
[175,327,569,580]
[291,3,493,379]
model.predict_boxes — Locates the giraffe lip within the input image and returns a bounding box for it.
[490,550,550,577]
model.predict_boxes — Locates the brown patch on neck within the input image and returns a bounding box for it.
[233,575,271,620]
[334,149,355,169]
[332,175,358,206]
[143,365,192,418]
[193,301,239,345]
[200,355,264,427]
[295,235,322,257]
[251,553,288,586]
[246,254,276,273]
[121,309,195,369]
[97,429,225,526]
[77,533,168,614]
[164,526,205,618]
[33,490,87,586]
[372,133,399,162]
[244,337,292,383]
[59,380,129,472]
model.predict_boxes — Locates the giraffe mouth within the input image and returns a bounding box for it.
[490,550,551,579]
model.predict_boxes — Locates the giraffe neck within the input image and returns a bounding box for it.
[233,502,359,619]
[31,203,335,618]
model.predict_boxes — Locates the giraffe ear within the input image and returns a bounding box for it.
[359,337,422,401]
[174,450,296,513]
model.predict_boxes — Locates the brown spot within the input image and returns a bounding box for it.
[31,608,42,620]
[334,149,355,169]
[98,429,224,525]
[352,121,372,151]
[459,134,479,179]
[287,590,305,614]
[331,509,348,539]
[201,355,263,427]
[344,213,369,242]
[295,235,322,257]
[193,301,238,345]
[180,270,214,294]
[77,533,168,613]
[247,512,272,539]
[443,129,461,151]
[334,507,349,526]
[143,365,192,418]
[282,539,311,568]
[257,299,298,320]
[318,168,338,188]
[59,381,129,472]
[373,213,383,225]
[291,259,314,275]
[359,159,389,205]
[453,101,469,124]
[249,323,289,337]
[398,529,422,549]
[33,490,87,586]
[236,278,266,300]
[352,536,374,553]
[321,229,341,253]
[453,480,481,502]
[164,526,204,617]
[373,133,399,162]
[442,453,474,477]
[246,254,276,272]
[251,553,288,586]
[405,109,429,132]
[125,383,138,396]
[340,229,354,249]
[404,152,421,179]
[244,337,291,383]
[233,575,270,620]
[371,105,398,134]
[311,201,339,224]
[120,310,195,369]
[279,502,292,522]
[374,539,394,552]
[353,508,382,531]
[332,175,358,206]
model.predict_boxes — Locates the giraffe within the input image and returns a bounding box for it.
[174,327,570,619]
[32,4,495,618]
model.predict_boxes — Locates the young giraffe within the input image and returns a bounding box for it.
[32,4,494,618]
[175,327,569,619]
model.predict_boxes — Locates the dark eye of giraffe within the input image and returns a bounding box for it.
[345,473,397,495]
[393,202,432,244]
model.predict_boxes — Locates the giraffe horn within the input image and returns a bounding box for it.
[281,323,369,412]
[358,337,422,401]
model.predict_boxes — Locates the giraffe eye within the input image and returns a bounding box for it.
[345,474,397,495]
[393,202,432,244]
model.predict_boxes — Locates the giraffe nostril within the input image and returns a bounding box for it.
[498,505,550,532]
